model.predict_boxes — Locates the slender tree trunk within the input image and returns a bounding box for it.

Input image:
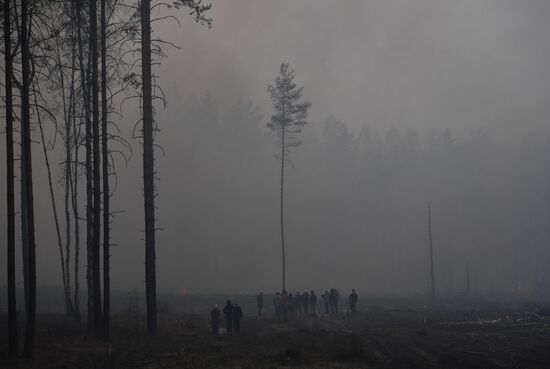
[71,108,81,321]
[4,0,18,357]
[21,0,37,357]
[280,125,286,292]
[53,16,75,314]
[71,0,81,322]
[61,52,74,318]
[101,0,110,338]
[34,85,75,317]
[17,0,29,312]
[90,0,103,338]
[427,202,435,299]
[21,75,30,317]
[141,0,157,335]
[76,0,94,332]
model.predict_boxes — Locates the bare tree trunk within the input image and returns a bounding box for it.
[101,0,110,338]
[61,46,74,318]
[21,75,30,317]
[71,0,82,322]
[280,124,285,292]
[427,202,435,299]
[21,0,37,357]
[4,0,18,357]
[141,0,157,335]
[34,84,75,317]
[71,107,81,321]
[90,0,103,338]
[76,0,94,332]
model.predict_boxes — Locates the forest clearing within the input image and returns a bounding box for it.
[2,297,549,369]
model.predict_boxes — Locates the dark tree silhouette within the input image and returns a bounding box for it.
[139,0,211,335]
[74,0,96,332]
[20,0,37,357]
[267,62,311,291]
[90,0,103,339]
[140,0,156,336]
[4,0,17,358]
[101,0,110,337]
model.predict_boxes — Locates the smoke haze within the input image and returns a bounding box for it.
[2,0,550,302]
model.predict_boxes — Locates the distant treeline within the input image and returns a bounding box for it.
[151,94,550,299]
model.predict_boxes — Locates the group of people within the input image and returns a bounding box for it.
[210,300,243,335]
[259,288,359,322]
[209,289,359,334]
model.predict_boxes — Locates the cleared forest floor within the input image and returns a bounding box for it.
[1,301,550,368]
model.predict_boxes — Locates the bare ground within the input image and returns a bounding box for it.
[1,302,550,368]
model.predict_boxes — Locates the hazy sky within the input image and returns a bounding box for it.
[2,0,550,302]
[160,0,550,138]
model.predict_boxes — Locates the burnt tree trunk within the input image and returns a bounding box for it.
[76,0,94,331]
[89,0,103,338]
[280,119,286,292]
[21,0,37,357]
[35,85,75,317]
[4,0,17,357]
[69,1,81,321]
[101,0,110,338]
[140,0,157,335]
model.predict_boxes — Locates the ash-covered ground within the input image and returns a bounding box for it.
[2,296,550,369]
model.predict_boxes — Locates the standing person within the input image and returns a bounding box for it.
[273,292,282,320]
[294,292,302,315]
[329,289,337,314]
[309,290,317,316]
[322,291,330,315]
[281,291,289,322]
[334,289,340,314]
[210,304,221,335]
[223,300,234,332]
[349,289,359,314]
[302,291,309,314]
[233,304,243,333]
[257,292,264,316]
[288,293,295,318]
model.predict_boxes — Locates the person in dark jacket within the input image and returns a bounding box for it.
[322,291,330,314]
[233,304,243,332]
[210,304,221,334]
[302,291,309,314]
[309,290,317,316]
[281,291,289,322]
[349,289,358,314]
[223,300,234,332]
[257,292,264,316]
[294,292,302,315]
[334,289,340,314]
[288,293,295,318]
[329,289,337,314]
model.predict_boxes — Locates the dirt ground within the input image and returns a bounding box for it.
[1,301,550,369]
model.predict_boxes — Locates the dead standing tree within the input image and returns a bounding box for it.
[4,0,17,358]
[101,0,110,337]
[137,0,211,335]
[90,0,103,339]
[28,2,76,319]
[20,0,37,357]
[267,62,311,292]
